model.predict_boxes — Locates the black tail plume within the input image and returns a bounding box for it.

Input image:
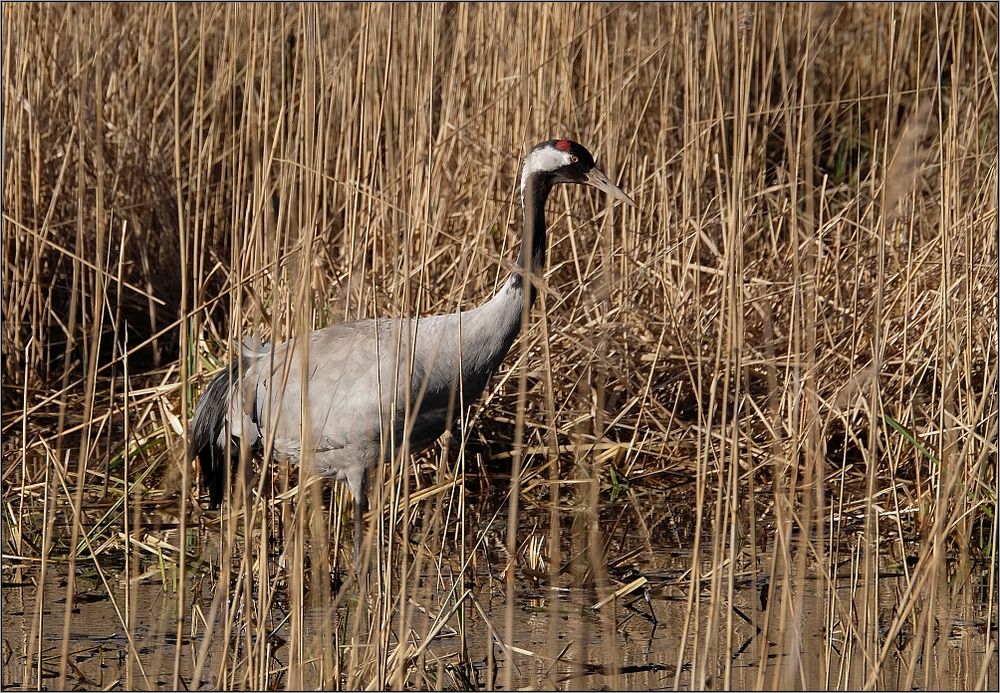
[190,364,238,506]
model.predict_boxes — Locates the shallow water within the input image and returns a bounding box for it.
[2,489,997,691]
[458,572,996,690]
[3,557,995,690]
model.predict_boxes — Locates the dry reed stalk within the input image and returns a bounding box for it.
[1,3,996,690]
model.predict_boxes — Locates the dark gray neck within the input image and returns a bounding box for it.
[512,173,554,305]
[453,170,555,390]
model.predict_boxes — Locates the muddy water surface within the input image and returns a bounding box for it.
[2,493,997,690]
[3,559,995,689]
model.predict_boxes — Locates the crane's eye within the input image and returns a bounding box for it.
[569,155,579,163]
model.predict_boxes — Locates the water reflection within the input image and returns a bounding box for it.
[2,488,996,691]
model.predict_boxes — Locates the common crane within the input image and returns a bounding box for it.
[190,139,634,555]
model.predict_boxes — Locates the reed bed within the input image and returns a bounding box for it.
[2,3,997,690]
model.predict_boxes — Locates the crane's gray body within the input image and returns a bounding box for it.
[191,139,633,549]
[216,278,524,498]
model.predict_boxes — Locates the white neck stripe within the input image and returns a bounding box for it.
[520,146,572,194]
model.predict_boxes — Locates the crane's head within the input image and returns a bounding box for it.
[521,139,635,207]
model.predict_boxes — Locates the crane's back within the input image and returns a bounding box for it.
[225,284,523,488]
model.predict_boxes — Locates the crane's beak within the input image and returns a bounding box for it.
[584,167,636,207]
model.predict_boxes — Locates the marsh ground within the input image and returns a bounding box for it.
[3,3,997,690]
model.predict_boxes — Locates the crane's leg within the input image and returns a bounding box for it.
[352,468,370,567]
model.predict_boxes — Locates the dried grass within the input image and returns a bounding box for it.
[2,3,997,690]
